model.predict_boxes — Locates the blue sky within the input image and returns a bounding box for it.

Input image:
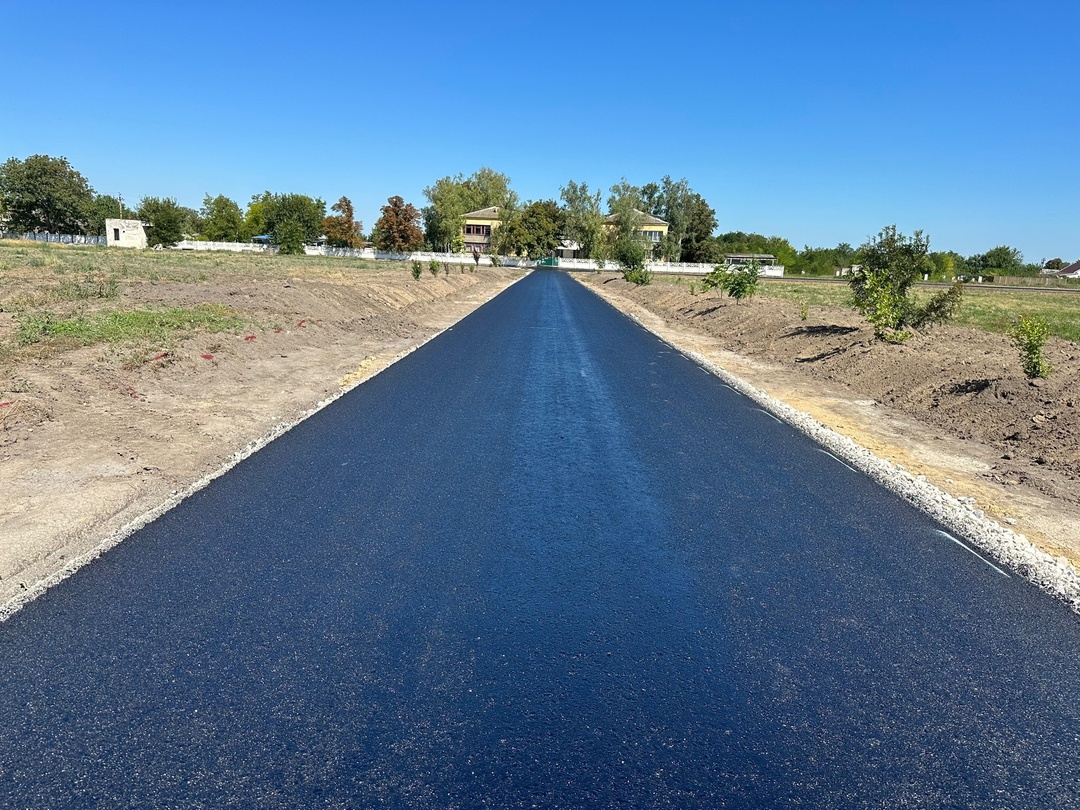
[3,0,1077,261]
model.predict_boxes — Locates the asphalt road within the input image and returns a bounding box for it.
[1,269,1078,808]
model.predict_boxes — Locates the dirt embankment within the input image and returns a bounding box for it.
[0,261,522,606]
[576,273,1080,565]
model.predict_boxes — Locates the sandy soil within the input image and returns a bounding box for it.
[575,273,1080,568]
[0,262,522,606]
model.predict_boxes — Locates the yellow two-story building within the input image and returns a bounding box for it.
[604,209,669,253]
[461,206,502,254]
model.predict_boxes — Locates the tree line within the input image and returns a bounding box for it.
[0,154,1072,275]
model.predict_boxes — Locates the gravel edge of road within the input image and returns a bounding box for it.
[603,299,1080,613]
[0,275,527,624]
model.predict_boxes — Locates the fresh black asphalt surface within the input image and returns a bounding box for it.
[1,269,1078,807]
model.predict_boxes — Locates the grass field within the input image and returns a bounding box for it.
[0,241,416,359]
[753,279,1080,342]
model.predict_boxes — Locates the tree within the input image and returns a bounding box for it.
[0,154,95,233]
[243,191,273,241]
[680,193,719,263]
[850,225,962,341]
[86,194,133,237]
[967,245,1024,276]
[200,194,244,242]
[792,243,856,276]
[422,167,517,251]
[606,181,650,283]
[492,200,565,259]
[373,195,424,252]
[322,196,363,248]
[1044,258,1066,271]
[559,180,604,259]
[714,231,798,269]
[265,193,326,252]
[640,176,692,262]
[137,196,186,247]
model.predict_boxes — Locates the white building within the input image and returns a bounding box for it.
[105,218,147,249]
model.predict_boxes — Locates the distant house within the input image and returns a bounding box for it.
[1055,261,1080,278]
[604,209,669,252]
[462,206,502,254]
[105,218,147,249]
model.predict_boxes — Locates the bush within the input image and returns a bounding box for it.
[725,264,760,303]
[850,226,962,341]
[623,266,652,286]
[702,261,759,302]
[428,259,440,278]
[702,265,734,295]
[1009,315,1053,378]
[411,260,422,280]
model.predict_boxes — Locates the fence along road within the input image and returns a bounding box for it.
[0,270,1078,807]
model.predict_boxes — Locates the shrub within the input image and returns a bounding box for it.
[428,259,440,278]
[411,261,422,280]
[1009,315,1053,378]
[702,264,734,295]
[702,261,759,302]
[850,226,962,341]
[725,262,760,303]
[623,266,652,286]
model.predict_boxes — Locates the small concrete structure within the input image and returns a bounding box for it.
[105,219,147,249]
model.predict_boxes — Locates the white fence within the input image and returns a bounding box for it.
[2,231,106,246]
[558,257,785,277]
[167,239,783,277]
[175,239,274,253]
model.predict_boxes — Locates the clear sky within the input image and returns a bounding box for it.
[3,0,1077,262]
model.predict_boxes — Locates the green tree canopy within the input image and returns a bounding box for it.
[606,180,648,276]
[791,243,856,276]
[422,167,518,251]
[200,194,244,242]
[0,154,95,234]
[264,193,326,253]
[493,200,565,259]
[373,195,424,252]
[243,191,273,241]
[967,245,1024,275]
[86,194,133,237]
[679,192,719,263]
[714,232,797,268]
[137,196,186,247]
[559,180,604,259]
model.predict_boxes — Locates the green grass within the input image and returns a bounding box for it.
[657,277,1080,342]
[16,305,244,347]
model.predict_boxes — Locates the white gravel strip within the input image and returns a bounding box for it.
[686,345,1080,613]
[0,275,527,624]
